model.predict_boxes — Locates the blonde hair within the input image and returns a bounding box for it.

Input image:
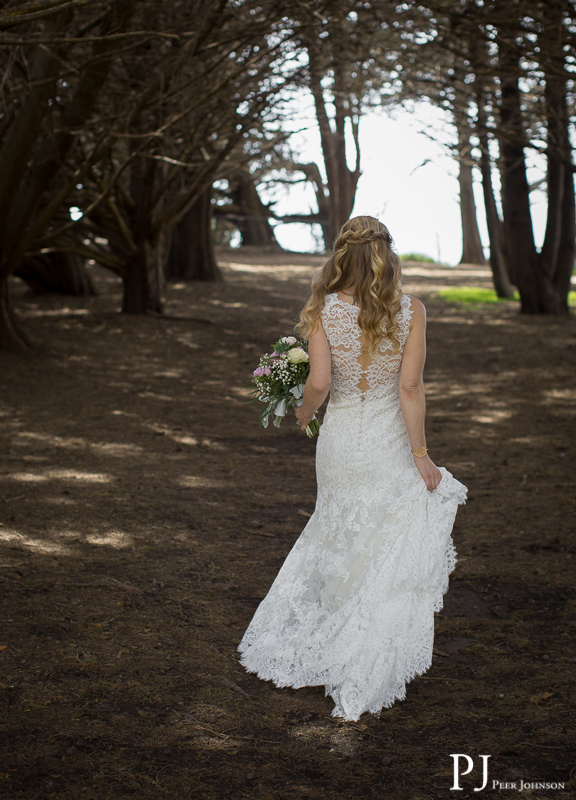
[299,215,403,353]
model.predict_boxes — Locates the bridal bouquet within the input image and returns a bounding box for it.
[252,336,320,438]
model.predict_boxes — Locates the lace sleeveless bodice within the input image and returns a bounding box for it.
[321,293,413,403]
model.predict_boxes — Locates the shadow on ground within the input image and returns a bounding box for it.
[0,250,575,799]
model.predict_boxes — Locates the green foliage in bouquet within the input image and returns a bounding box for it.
[251,336,320,438]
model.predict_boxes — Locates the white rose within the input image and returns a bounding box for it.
[281,336,297,345]
[287,347,309,364]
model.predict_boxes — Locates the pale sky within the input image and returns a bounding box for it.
[266,101,549,266]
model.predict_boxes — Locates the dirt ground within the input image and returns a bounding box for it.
[1,248,575,800]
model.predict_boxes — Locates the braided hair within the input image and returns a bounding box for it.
[334,227,392,249]
[299,215,403,353]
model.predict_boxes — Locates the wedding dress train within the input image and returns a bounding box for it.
[239,293,467,720]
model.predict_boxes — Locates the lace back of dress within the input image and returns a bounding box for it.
[322,294,412,402]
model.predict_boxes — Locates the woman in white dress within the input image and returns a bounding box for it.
[239,216,467,721]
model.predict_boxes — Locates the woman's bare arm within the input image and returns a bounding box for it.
[398,298,442,490]
[295,324,331,431]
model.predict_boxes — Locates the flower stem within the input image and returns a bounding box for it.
[305,418,320,439]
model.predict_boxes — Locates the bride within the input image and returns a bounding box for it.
[238,215,467,721]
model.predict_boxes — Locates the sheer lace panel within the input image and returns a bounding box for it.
[322,293,413,402]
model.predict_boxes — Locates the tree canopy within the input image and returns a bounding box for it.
[0,0,574,351]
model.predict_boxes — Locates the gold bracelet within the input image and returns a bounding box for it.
[411,446,428,457]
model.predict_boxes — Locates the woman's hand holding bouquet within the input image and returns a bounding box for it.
[251,336,320,438]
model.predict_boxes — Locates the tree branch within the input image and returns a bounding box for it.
[0,0,88,30]
[0,30,180,45]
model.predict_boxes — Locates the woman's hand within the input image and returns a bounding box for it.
[414,454,442,491]
[294,325,331,433]
[295,405,316,432]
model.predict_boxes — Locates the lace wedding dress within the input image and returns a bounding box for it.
[239,293,467,721]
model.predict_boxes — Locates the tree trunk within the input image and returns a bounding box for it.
[0,1,139,280]
[331,60,360,235]
[538,37,575,314]
[165,187,222,281]
[496,17,574,315]
[0,277,32,354]
[497,45,554,314]
[458,159,486,265]
[292,161,331,248]
[120,155,165,314]
[0,13,67,233]
[16,253,96,296]
[456,122,486,265]
[307,42,360,247]
[480,166,515,298]
[229,171,281,249]
[122,236,164,314]
[475,96,515,297]
[553,160,576,312]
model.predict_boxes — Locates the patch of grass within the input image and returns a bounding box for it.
[438,287,576,308]
[401,252,436,263]
[437,287,518,304]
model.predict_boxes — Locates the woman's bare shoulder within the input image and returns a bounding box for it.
[403,295,426,326]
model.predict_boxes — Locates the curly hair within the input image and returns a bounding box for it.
[298,215,403,353]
